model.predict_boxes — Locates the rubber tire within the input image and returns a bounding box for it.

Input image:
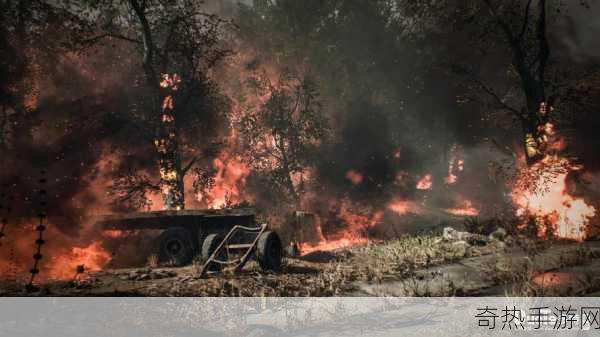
[156,227,194,266]
[201,233,225,272]
[256,231,283,272]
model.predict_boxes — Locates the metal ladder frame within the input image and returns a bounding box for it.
[199,223,267,278]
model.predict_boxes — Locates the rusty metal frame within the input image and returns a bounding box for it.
[199,223,267,278]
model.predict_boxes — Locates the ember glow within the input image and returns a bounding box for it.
[445,200,479,217]
[345,170,364,185]
[444,173,457,185]
[444,144,462,185]
[416,173,433,190]
[531,271,577,288]
[102,229,126,238]
[387,199,421,215]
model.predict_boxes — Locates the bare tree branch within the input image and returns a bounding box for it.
[182,156,198,175]
[536,0,549,88]
[474,78,523,119]
[519,0,533,39]
[79,33,141,46]
[129,0,158,88]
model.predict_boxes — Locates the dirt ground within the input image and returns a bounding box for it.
[2,233,600,297]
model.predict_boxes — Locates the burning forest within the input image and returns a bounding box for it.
[1,0,600,297]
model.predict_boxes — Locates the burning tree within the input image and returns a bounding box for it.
[77,0,231,210]
[472,0,554,165]
[236,70,329,206]
[449,0,598,238]
[437,0,595,166]
[388,0,598,239]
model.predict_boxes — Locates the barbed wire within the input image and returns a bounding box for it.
[26,170,47,292]
[0,183,9,248]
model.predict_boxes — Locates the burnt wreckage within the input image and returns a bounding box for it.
[94,208,283,275]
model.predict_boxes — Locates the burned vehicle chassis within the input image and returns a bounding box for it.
[94,209,282,272]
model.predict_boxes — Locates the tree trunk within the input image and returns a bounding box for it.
[281,153,299,204]
[520,78,549,166]
[130,1,186,210]
[156,82,185,210]
[284,167,299,205]
[484,0,551,167]
[276,134,299,205]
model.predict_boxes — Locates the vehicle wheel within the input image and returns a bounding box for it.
[256,231,282,272]
[201,233,225,272]
[156,227,194,266]
[196,229,207,253]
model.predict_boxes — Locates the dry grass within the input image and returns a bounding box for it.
[171,234,478,296]
[345,234,476,283]
[146,254,158,268]
[7,232,598,297]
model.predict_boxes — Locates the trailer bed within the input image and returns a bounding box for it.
[95,208,256,231]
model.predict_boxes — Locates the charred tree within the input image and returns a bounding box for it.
[481,0,552,165]
[395,0,584,166]
[129,0,186,209]
[238,70,328,207]
[76,0,230,210]
[155,74,185,210]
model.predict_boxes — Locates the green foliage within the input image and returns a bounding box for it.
[237,69,329,203]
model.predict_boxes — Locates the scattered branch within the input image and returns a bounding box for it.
[108,171,160,210]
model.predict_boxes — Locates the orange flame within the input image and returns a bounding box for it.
[197,153,251,209]
[298,236,370,255]
[299,199,382,255]
[445,199,479,216]
[0,220,113,282]
[416,173,433,190]
[387,199,421,215]
[345,170,364,185]
[444,144,462,185]
[46,241,111,280]
[511,122,596,241]
[512,157,596,240]
[102,229,126,238]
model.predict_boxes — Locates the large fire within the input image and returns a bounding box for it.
[46,241,110,280]
[196,152,250,209]
[511,155,596,241]
[0,220,112,282]
[6,34,599,288]
[511,122,597,241]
